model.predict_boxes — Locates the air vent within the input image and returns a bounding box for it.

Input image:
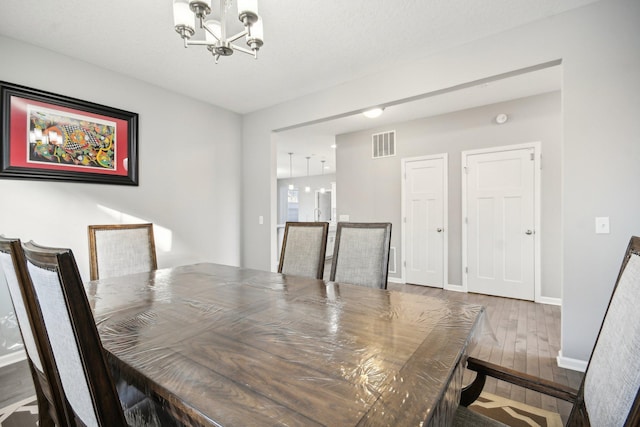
[388,246,397,274]
[372,130,396,158]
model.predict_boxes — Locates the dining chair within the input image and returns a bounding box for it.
[329,222,392,289]
[21,240,173,426]
[278,221,329,279]
[88,223,157,280]
[0,236,71,427]
[456,235,640,426]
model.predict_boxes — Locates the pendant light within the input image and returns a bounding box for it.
[288,152,294,190]
[304,157,311,193]
[320,160,326,194]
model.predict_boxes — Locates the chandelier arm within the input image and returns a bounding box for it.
[227,30,248,44]
[229,44,256,56]
[202,22,222,43]
[184,40,215,47]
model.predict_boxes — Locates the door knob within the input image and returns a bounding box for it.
[437,228,443,233]
[525,230,533,235]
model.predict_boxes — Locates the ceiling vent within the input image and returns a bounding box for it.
[372,130,396,158]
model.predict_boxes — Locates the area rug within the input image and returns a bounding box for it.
[0,396,38,427]
[470,392,563,427]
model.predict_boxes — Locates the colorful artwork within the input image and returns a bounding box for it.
[28,106,117,170]
[1,81,138,185]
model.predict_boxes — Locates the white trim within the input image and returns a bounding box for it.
[537,296,562,306]
[557,350,588,372]
[388,277,404,284]
[400,153,448,288]
[0,350,26,368]
[461,142,542,301]
[444,283,466,293]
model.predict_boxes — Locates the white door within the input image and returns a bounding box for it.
[403,155,447,287]
[465,147,535,300]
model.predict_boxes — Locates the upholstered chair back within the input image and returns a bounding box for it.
[278,222,329,279]
[88,223,157,280]
[330,222,392,289]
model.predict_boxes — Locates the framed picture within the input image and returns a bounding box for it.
[0,81,138,185]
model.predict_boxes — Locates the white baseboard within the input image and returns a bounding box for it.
[537,296,562,306]
[387,277,404,284]
[445,283,466,292]
[557,350,587,372]
[0,350,26,368]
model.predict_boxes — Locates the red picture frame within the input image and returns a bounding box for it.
[0,81,138,185]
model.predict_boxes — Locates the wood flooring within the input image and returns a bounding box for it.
[0,358,34,409]
[388,282,584,425]
[0,281,583,425]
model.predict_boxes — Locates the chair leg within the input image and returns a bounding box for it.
[35,391,56,427]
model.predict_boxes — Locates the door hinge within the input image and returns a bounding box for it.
[465,217,468,224]
[464,166,468,174]
[403,261,406,267]
[530,152,535,161]
[465,266,468,274]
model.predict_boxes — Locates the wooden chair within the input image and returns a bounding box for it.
[329,222,392,289]
[0,236,71,426]
[21,240,172,426]
[278,222,329,279]
[88,223,157,280]
[456,236,640,426]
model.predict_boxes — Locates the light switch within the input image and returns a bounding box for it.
[595,217,610,234]
[258,215,264,225]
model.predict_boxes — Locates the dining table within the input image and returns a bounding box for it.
[85,263,486,426]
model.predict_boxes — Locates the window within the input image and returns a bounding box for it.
[287,188,299,221]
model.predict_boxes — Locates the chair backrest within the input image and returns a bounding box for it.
[22,240,128,427]
[278,222,329,279]
[88,223,157,280]
[329,222,392,289]
[0,236,71,426]
[575,236,640,426]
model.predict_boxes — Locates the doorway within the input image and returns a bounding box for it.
[402,154,448,288]
[462,143,540,301]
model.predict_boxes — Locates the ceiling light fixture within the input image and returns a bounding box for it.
[363,107,384,118]
[173,0,264,64]
[304,157,311,193]
[320,160,326,194]
[288,152,294,190]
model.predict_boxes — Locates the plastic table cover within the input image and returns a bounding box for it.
[86,263,487,426]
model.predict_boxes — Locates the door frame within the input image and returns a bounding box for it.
[401,153,448,288]
[461,142,541,301]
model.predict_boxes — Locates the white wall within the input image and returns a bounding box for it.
[335,93,561,296]
[0,36,242,357]
[243,0,640,365]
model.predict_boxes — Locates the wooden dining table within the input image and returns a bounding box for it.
[85,263,486,426]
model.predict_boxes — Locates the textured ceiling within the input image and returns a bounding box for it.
[0,0,598,114]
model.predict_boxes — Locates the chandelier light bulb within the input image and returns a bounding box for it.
[238,0,259,24]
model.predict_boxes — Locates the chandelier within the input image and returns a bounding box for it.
[173,0,264,63]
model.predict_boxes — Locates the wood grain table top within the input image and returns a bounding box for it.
[86,263,485,426]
